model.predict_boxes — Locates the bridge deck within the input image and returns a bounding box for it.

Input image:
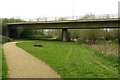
[7,19,119,29]
[7,18,119,25]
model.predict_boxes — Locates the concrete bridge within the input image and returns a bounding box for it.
[7,19,119,42]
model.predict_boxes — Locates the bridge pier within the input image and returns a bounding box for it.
[62,29,70,42]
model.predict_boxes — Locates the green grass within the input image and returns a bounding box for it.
[2,52,8,79]
[0,46,8,79]
[0,47,2,79]
[16,40,118,78]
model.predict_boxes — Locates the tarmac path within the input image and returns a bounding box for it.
[3,42,61,78]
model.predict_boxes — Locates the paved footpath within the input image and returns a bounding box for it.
[3,42,61,78]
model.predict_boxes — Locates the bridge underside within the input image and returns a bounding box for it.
[7,20,119,42]
[8,28,71,42]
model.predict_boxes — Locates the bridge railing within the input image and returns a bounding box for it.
[32,14,118,22]
[13,14,118,23]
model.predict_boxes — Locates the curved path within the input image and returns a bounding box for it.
[3,42,61,78]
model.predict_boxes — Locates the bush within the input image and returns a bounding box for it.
[0,35,13,43]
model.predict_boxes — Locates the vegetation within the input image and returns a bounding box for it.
[0,46,2,79]
[2,51,8,79]
[1,35,12,44]
[0,45,8,79]
[20,29,46,39]
[1,14,119,78]
[86,41,118,56]
[17,41,118,78]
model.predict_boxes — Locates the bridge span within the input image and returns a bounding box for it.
[7,19,119,42]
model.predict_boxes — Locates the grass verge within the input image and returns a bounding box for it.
[0,47,2,79]
[0,45,8,79]
[2,50,8,79]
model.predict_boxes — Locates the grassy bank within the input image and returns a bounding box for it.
[0,47,8,79]
[0,47,2,79]
[2,52,8,79]
[17,40,118,78]
[0,45,8,79]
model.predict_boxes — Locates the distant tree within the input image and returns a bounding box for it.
[69,29,80,39]
[35,17,47,21]
[69,29,104,44]
[36,18,40,21]
[29,19,33,22]
[80,13,96,20]
[104,29,118,41]
[58,17,67,21]
[45,29,61,39]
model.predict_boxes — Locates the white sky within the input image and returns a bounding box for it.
[1,0,120,20]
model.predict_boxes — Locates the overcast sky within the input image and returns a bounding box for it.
[1,0,120,20]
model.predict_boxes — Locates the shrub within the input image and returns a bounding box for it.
[0,35,13,43]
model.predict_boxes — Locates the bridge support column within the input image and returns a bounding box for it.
[16,27,24,38]
[62,29,70,42]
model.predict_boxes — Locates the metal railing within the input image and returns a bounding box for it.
[28,14,118,22]
[8,14,118,23]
